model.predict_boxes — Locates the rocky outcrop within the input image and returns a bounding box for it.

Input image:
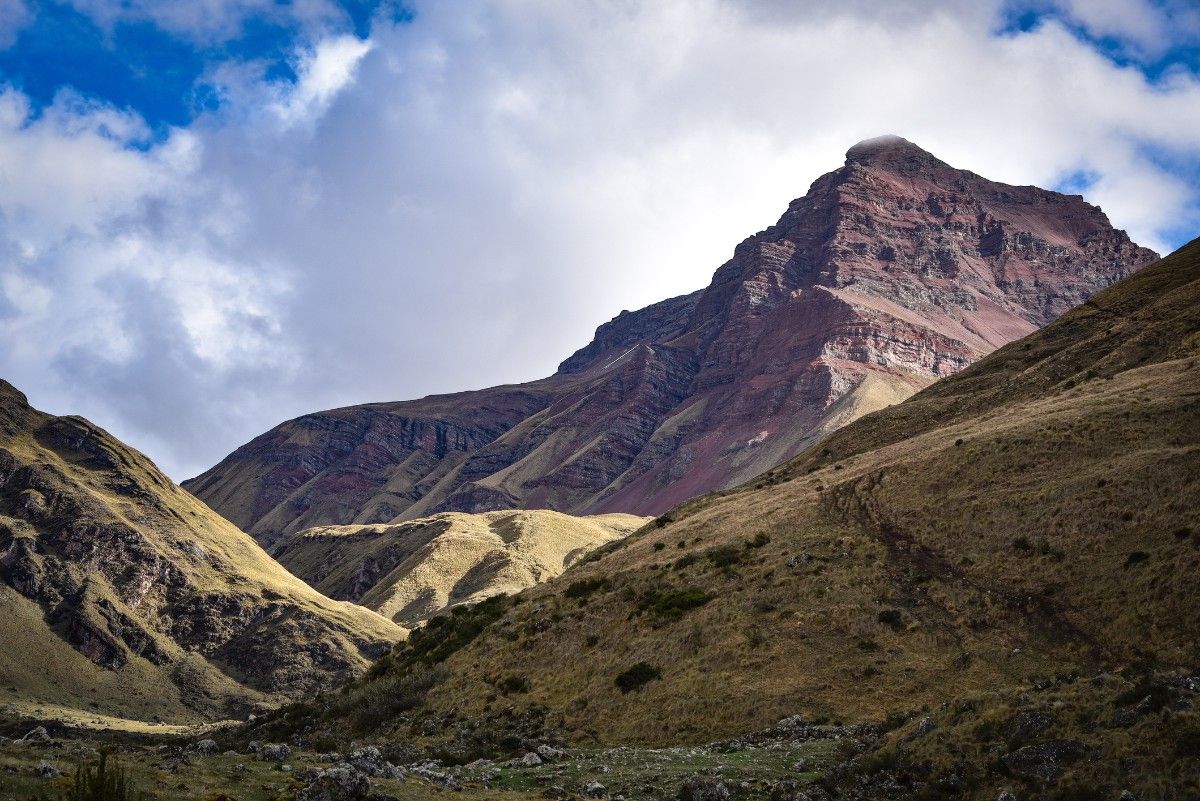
[185,137,1157,546]
[0,379,401,722]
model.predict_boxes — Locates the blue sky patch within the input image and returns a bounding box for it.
[0,1,404,133]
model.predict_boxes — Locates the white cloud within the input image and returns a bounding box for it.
[64,0,351,43]
[269,35,375,127]
[0,0,30,48]
[3,1,1200,480]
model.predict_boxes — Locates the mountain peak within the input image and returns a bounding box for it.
[844,135,946,172]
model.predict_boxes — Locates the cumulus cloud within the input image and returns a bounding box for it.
[0,0,30,48]
[3,0,1200,480]
[63,0,353,43]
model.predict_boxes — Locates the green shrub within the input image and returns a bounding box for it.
[406,594,510,663]
[1012,536,1033,552]
[746,532,770,549]
[642,588,711,619]
[706,545,743,568]
[500,675,529,694]
[877,609,905,631]
[615,662,661,693]
[1124,550,1150,568]
[564,577,610,600]
[343,663,449,729]
[673,553,698,570]
[33,752,142,801]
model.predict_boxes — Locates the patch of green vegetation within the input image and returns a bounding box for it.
[705,545,743,568]
[31,753,143,801]
[746,532,771,548]
[407,594,511,664]
[640,588,711,619]
[563,577,610,601]
[499,675,529,694]
[614,662,661,693]
[876,609,904,632]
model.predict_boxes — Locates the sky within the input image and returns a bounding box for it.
[0,0,1198,481]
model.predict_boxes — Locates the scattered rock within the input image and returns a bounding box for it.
[258,743,291,763]
[1002,739,1087,783]
[911,716,936,737]
[296,763,371,801]
[680,776,730,801]
[770,780,810,801]
[583,781,608,798]
[1005,711,1051,743]
[537,744,566,761]
[191,739,219,755]
[19,726,52,744]
[347,746,404,780]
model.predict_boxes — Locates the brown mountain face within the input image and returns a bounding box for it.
[0,380,401,724]
[185,136,1157,548]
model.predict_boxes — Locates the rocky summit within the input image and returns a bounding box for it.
[185,137,1157,549]
[0,381,402,724]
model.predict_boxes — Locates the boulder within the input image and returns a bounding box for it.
[36,761,62,779]
[522,752,544,766]
[1001,740,1087,783]
[19,726,52,744]
[191,739,219,755]
[583,781,608,798]
[348,747,405,780]
[258,743,292,763]
[296,763,371,801]
[537,744,566,761]
[680,777,730,801]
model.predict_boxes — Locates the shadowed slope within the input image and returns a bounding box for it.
[0,382,403,724]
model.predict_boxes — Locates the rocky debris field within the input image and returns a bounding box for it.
[0,715,861,801]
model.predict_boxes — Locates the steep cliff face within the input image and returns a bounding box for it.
[185,137,1157,547]
[0,380,402,723]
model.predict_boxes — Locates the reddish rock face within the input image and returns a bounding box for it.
[184,136,1158,548]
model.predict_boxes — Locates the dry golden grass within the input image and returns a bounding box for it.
[272,510,647,626]
[351,238,1200,746]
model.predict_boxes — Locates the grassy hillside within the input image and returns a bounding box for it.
[273,510,647,626]
[294,237,1198,750]
[0,382,403,725]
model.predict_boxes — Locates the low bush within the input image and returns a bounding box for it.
[564,577,610,600]
[706,545,743,568]
[32,752,141,801]
[641,588,711,619]
[615,662,661,693]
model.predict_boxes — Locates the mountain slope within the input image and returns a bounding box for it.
[185,136,1157,548]
[0,381,403,724]
[271,510,647,626]
[314,236,1198,747]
